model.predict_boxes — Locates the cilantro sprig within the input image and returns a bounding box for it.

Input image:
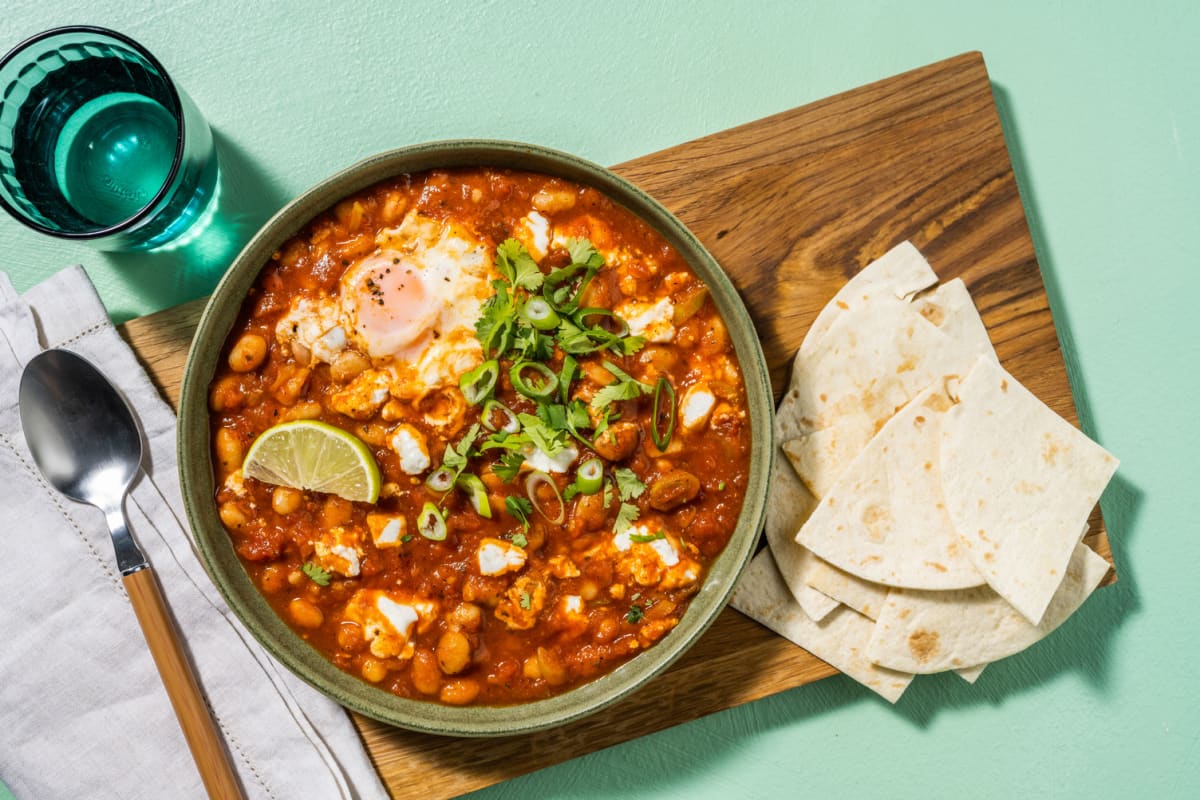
[301,562,331,586]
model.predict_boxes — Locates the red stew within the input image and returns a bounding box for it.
[209,168,750,705]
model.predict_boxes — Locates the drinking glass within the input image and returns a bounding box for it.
[0,26,218,251]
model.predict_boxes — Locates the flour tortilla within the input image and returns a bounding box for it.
[941,357,1119,625]
[763,455,839,621]
[793,384,986,590]
[729,550,913,702]
[804,558,985,682]
[866,540,1110,673]
[781,277,996,498]
[805,558,889,620]
[799,240,938,361]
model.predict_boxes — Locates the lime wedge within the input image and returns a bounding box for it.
[242,420,381,503]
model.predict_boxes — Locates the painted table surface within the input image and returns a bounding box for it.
[2,2,1197,799]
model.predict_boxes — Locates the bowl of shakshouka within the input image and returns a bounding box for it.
[178,140,773,735]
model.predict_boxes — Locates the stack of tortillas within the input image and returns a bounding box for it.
[729,241,1119,702]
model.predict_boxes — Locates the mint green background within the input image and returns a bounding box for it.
[2,1,1197,798]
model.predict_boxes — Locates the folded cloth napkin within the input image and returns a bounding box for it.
[0,267,389,800]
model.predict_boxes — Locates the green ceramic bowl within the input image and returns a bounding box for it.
[178,140,773,736]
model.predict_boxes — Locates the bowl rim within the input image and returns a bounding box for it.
[178,139,774,736]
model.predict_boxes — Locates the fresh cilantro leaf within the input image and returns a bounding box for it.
[301,562,331,586]
[629,529,666,544]
[519,591,533,610]
[401,534,413,543]
[537,402,568,431]
[511,532,528,548]
[614,501,640,534]
[496,239,544,291]
[442,423,481,473]
[566,237,605,269]
[625,604,645,624]
[475,281,517,357]
[562,483,581,502]
[492,450,525,483]
[517,412,568,456]
[613,467,646,501]
[602,479,614,509]
[566,399,592,430]
[590,362,653,411]
[620,335,646,355]
[506,495,533,529]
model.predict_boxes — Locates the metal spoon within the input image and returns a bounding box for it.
[20,348,245,800]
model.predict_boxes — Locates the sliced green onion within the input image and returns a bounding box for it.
[482,398,520,433]
[521,297,561,330]
[417,501,447,541]
[510,361,557,400]
[651,375,677,450]
[456,473,492,518]
[459,359,499,405]
[574,308,630,338]
[559,354,578,404]
[525,470,565,524]
[574,458,604,495]
[425,466,456,493]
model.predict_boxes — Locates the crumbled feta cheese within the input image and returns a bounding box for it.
[619,297,676,343]
[519,211,551,260]
[649,537,680,567]
[368,513,406,548]
[524,443,578,474]
[679,382,717,432]
[477,538,527,576]
[390,424,430,475]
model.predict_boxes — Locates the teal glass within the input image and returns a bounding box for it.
[0,26,217,250]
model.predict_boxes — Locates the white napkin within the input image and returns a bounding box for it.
[0,267,389,800]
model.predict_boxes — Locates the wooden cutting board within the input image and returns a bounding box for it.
[119,51,1114,799]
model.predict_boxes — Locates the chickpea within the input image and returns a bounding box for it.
[531,187,576,213]
[283,400,323,421]
[438,679,480,706]
[579,579,600,601]
[330,349,371,383]
[322,496,353,527]
[214,428,243,474]
[592,421,639,462]
[337,622,365,652]
[260,564,288,594]
[360,657,388,684]
[636,345,679,376]
[536,647,568,686]
[218,501,248,530]
[568,492,607,537]
[449,602,482,632]
[209,375,245,412]
[698,316,729,355]
[436,630,472,675]
[272,486,303,515]
[228,333,268,372]
[287,569,305,587]
[410,648,442,695]
[288,597,324,629]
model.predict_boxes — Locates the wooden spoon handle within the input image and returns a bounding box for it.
[124,567,247,800]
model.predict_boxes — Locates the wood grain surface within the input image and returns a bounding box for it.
[119,51,1113,799]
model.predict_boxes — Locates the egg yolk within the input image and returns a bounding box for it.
[343,252,439,359]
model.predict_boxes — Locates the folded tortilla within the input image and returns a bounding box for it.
[805,557,889,620]
[762,455,839,621]
[729,550,914,703]
[782,277,996,499]
[941,357,1120,625]
[793,384,986,590]
[866,540,1110,673]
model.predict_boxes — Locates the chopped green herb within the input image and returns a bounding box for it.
[629,529,666,544]
[511,532,529,548]
[401,534,413,543]
[495,239,544,291]
[519,591,533,610]
[506,495,534,530]
[614,501,640,535]
[492,450,525,483]
[625,604,645,624]
[613,467,646,502]
[718,481,727,491]
[590,362,653,411]
[301,562,331,586]
[602,479,614,509]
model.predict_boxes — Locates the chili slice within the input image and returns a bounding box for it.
[482,398,520,433]
[525,470,565,524]
[459,359,499,405]
[652,376,677,450]
[456,473,492,518]
[425,467,456,493]
[510,361,557,400]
